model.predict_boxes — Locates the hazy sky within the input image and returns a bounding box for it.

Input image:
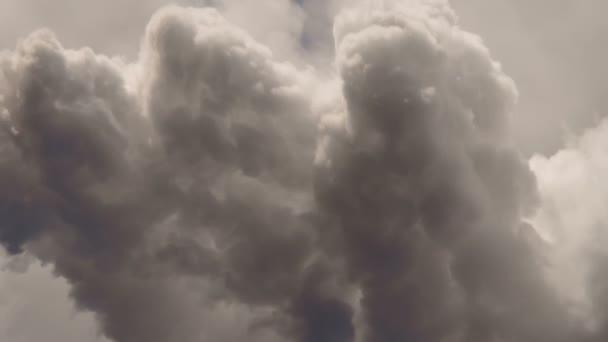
[1,1,608,342]
[452,0,608,155]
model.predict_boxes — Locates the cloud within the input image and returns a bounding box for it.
[532,118,608,339]
[0,1,605,342]
[315,1,578,341]
[0,5,321,342]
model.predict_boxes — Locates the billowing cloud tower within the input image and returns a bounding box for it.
[0,1,604,342]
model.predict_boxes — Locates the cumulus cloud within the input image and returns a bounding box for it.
[0,1,606,342]
[314,2,577,341]
[0,5,320,342]
[532,118,608,339]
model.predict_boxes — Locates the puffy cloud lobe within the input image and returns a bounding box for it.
[0,27,197,342]
[141,6,315,185]
[138,9,360,342]
[139,6,325,310]
[532,119,608,340]
[0,6,330,342]
[315,2,577,341]
[0,29,138,255]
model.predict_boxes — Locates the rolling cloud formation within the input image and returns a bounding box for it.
[0,1,605,341]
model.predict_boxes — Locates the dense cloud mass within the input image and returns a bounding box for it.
[0,7,319,342]
[0,1,606,342]
[314,2,577,341]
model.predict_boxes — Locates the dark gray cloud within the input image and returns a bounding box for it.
[315,2,582,341]
[0,6,323,342]
[0,1,605,342]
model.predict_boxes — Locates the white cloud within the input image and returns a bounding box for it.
[531,118,608,334]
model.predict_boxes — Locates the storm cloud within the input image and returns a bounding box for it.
[0,1,606,342]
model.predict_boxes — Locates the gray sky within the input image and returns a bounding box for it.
[452,0,608,155]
